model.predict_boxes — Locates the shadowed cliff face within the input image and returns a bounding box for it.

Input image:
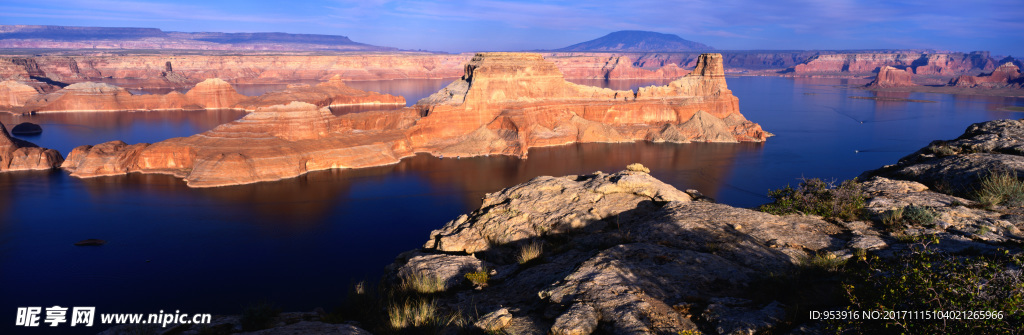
[61,53,769,188]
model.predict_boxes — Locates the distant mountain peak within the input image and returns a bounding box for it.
[0,24,396,52]
[555,30,713,52]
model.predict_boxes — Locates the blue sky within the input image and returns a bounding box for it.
[2,0,1022,56]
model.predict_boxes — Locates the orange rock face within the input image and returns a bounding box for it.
[0,121,63,171]
[951,63,1023,88]
[0,80,39,107]
[62,101,418,186]
[64,53,769,187]
[868,66,916,88]
[11,77,404,113]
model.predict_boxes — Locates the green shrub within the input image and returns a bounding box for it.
[976,170,1024,208]
[838,240,1024,333]
[759,178,866,220]
[879,205,937,231]
[240,301,280,331]
[901,205,938,226]
[879,207,904,229]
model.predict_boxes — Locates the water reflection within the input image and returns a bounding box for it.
[0,109,249,155]
[3,76,1024,329]
[32,142,761,233]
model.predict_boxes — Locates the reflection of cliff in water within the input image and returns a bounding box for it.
[406,142,764,210]
[65,142,761,228]
[0,109,250,155]
[0,109,247,131]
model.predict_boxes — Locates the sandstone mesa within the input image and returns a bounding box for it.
[867,66,916,88]
[62,52,769,187]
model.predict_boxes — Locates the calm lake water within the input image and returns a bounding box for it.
[2,77,1023,333]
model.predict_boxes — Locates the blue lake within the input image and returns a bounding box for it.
[1,76,1022,333]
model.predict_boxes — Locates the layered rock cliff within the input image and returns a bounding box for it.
[62,53,768,187]
[867,66,916,88]
[950,62,1023,88]
[410,52,767,158]
[5,77,403,113]
[790,51,995,77]
[0,51,836,89]
[0,53,472,87]
[0,80,39,107]
[0,121,63,172]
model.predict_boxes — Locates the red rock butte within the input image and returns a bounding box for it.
[868,66,916,88]
[62,52,770,187]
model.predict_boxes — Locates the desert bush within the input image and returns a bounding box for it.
[801,252,847,273]
[398,272,447,294]
[879,205,936,231]
[387,299,461,333]
[517,240,543,265]
[901,205,937,225]
[879,207,904,229]
[976,170,1024,208]
[464,270,490,287]
[759,178,866,220]
[626,163,650,173]
[837,239,1024,333]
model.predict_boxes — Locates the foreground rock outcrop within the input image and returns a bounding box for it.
[390,167,839,334]
[63,53,769,187]
[0,121,63,171]
[384,118,1024,333]
[863,118,1024,194]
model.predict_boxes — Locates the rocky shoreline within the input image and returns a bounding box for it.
[101,119,1024,334]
